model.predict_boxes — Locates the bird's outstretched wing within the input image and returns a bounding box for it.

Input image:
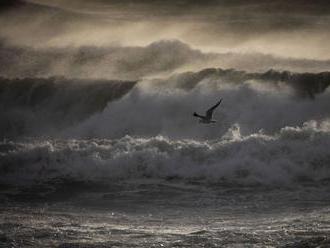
[206,99,222,119]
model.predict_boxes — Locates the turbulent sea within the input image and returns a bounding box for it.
[1,41,330,247]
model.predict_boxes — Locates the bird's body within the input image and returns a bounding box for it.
[193,99,222,124]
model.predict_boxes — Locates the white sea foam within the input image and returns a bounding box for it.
[1,119,330,186]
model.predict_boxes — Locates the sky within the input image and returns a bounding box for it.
[1,0,330,59]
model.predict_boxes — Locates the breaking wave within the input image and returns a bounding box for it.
[1,68,330,139]
[1,120,330,186]
[69,68,330,139]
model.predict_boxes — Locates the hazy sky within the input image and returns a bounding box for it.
[1,0,330,59]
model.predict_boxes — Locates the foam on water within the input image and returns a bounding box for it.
[1,119,330,186]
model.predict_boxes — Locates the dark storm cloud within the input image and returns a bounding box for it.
[27,0,330,20]
[25,0,330,38]
[0,0,25,11]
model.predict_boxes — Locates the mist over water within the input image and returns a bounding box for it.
[70,69,330,138]
[1,39,330,81]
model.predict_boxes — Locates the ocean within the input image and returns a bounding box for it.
[1,64,330,247]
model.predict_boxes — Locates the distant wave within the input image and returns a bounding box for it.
[1,120,330,187]
[0,40,210,80]
[1,39,330,80]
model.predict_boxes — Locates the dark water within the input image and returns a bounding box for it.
[1,181,330,247]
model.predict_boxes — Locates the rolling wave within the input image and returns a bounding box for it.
[168,68,330,98]
[1,120,330,186]
[69,68,330,139]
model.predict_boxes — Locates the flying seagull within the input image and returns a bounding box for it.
[193,99,222,124]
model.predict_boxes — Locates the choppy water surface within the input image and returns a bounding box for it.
[1,181,330,247]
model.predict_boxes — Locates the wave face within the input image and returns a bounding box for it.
[0,77,136,138]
